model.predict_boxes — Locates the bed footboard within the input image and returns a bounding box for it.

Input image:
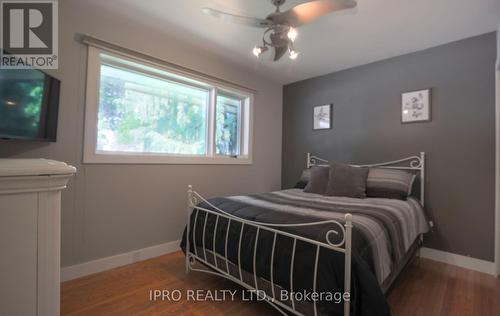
[185,185,353,316]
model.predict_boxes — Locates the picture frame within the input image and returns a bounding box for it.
[313,104,332,130]
[401,89,431,123]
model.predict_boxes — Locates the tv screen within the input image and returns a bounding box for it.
[0,68,60,141]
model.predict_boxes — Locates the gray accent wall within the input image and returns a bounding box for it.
[282,33,496,261]
[0,0,283,267]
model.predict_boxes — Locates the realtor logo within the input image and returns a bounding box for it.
[1,0,58,69]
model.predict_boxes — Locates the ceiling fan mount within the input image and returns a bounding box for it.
[270,0,287,10]
[203,0,357,61]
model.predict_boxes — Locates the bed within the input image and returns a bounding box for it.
[181,153,430,316]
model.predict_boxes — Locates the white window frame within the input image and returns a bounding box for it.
[83,46,253,164]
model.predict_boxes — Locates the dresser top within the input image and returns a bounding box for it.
[0,159,76,177]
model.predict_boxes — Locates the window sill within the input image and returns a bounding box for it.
[83,153,253,165]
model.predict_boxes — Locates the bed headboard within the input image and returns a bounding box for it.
[306,152,426,206]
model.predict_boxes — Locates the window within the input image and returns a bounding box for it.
[216,93,242,156]
[84,47,253,164]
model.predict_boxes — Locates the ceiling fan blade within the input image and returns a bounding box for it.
[269,0,357,27]
[202,8,271,28]
[274,46,288,61]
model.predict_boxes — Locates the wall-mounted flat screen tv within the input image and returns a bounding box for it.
[0,68,60,141]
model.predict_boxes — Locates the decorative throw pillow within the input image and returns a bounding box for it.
[294,168,312,189]
[303,166,329,194]
[366,168,416,200]
[325,162,369,198]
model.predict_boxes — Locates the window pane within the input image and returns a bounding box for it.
[216,94,241,156]
[97,64,208,155]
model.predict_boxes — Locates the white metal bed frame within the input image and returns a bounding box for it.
[185,152,425,316]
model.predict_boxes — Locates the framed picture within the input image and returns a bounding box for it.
[313,104,332,130]
[401,89,431,123]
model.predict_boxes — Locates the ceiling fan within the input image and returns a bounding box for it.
[202,0,357,61]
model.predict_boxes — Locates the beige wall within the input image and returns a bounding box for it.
[497,19,500,68]
[496,20,500,273]
[0,0,283,267]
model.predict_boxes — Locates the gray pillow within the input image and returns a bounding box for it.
[325,162,369,198]
[366,168,416,200]
[303,166,329,194]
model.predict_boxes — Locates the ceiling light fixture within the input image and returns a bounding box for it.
[287,27,297,42]
[253,45,268,57]
[289,49,299,60]
[288,42,299,60]
[251,24,300,61]
[203,0,357,62]
[253,46,262,57]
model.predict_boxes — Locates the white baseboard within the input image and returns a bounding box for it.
[420,247,496,276]
[61,240,181,282]
[61,243,496,282]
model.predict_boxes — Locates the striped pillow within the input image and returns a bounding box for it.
[366,168,416,200]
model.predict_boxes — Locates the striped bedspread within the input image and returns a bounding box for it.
[227,189,429,283]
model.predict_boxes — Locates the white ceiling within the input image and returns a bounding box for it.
[85,0,500,84]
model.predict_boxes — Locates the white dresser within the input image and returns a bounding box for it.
[0,159,76,316]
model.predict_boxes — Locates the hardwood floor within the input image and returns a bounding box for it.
[61,251,500,316]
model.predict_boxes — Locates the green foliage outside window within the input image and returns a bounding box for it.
[216,95,240,156]
[97,64,243,157]
[97,65,207,155]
